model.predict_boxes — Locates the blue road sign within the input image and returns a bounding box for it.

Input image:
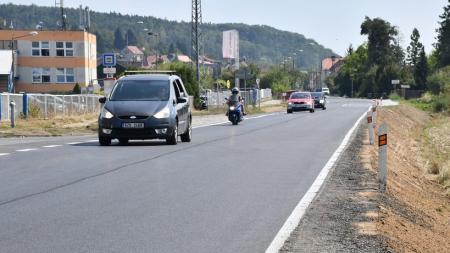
[102,53,116,67]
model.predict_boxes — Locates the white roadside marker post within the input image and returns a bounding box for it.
[367,111,375,145]
[372,104,377,124]
[378,123,388,192]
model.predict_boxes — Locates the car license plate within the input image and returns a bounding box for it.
[122,123,144,128]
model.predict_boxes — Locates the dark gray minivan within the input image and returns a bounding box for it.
[98,74,192,146]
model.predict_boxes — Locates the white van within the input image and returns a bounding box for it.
[322,87,330,95]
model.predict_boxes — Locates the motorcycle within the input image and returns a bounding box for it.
[225,98,244,125]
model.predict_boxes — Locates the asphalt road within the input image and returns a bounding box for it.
[0,98,371,253]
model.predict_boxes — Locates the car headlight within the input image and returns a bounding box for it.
[101,107,114,119]
[288,102,292,105]
[154,107,170,119]
[229,106,236,111]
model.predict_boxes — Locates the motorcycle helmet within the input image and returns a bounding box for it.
[232,87,239,94]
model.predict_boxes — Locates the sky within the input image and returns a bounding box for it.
[2,0,448,56]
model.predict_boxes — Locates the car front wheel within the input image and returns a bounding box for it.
[181,120,192,142]
[166,124,178,145]
[99,136,111,146]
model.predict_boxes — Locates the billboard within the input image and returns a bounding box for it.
[222,30,239,59]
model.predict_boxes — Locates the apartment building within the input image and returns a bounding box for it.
[0,30,97,93]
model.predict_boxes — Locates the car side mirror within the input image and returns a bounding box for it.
[177,97,187,104]
[99,97,107,104]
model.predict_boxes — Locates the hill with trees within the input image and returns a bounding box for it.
[0,3,336,69]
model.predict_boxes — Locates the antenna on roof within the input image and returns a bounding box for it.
[85,7,91,31]
[55,0,68,30]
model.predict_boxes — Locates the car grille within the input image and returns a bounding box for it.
[118,115,149,120]
[294,102,305,104]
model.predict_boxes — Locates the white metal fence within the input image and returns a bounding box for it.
[204,89,272,107]
[0,93,102,121]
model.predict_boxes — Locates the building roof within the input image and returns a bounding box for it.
[322,57,343,71]
[126,46,144,55]
[177,55,192,63]
[0,50,12,75]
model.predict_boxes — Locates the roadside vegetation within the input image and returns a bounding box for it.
[0,114,98,137]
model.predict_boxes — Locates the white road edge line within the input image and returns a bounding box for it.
[16,148,38,152]
[0,153,10,156]
[192,113,280,129]
[66,142,82,145]
[265,108,369,253]
[43,145,63,148]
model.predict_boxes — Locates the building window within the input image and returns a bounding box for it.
[32,41,50,56]
[56,68,75,83]
[32,68,51,83]
[56,41,74,57]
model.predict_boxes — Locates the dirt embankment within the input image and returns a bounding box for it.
[363,105,450,252]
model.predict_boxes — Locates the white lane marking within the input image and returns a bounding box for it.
[0,153,10,156]
[66,142,82,145]
[265,108,369,253]
[16,148,38,152]
[84,140,98,143]
[193,113,280,129]
[43,145,63,148]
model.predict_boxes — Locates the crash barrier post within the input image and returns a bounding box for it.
[10,101,15,128]
[378,123,388,192]
[367,111,375,145]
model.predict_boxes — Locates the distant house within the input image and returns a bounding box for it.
[321,56,344,89]
[119,46,144,66]
[0,30,97,93]
[144,54,192,69]
[322,57,344,74]
[0,50,13,92]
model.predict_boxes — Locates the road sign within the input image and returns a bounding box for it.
[391,80,400,85]
[400,85,411,89]
[103,67,117,74]
[103,53,116,67]
[256,78,260,85]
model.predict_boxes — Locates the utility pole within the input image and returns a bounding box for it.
[191,0,202,92]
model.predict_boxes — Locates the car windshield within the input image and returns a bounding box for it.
[291,93,310,99]
[311,92,323,98]
[110,80,170,101]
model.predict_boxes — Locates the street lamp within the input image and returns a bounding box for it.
[147,32,159,70]
[10,31,38,93]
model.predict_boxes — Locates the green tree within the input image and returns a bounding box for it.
[126,29,137,46]
[113,28,125,50]
[414,47,429,90]
[360,17,398,66]
[406,28,423,66]
[436,0,450,67]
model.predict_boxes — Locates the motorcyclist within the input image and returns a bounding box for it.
[226,87,246,116]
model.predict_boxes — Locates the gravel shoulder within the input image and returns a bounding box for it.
[280,121,389,253]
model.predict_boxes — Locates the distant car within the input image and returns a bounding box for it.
[98,74,192,146]
[287,92,315,113]
[322,87,330,95]
[311,92,327,110]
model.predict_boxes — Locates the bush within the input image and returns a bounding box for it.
[427,66,450,95]
[432,94,450,113]
[72,83,81,94]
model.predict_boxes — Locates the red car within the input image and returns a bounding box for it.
[287,92,315,113]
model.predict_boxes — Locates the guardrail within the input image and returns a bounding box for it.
[0,93,102,121]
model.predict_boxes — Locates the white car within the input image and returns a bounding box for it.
[322,87,330,95]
